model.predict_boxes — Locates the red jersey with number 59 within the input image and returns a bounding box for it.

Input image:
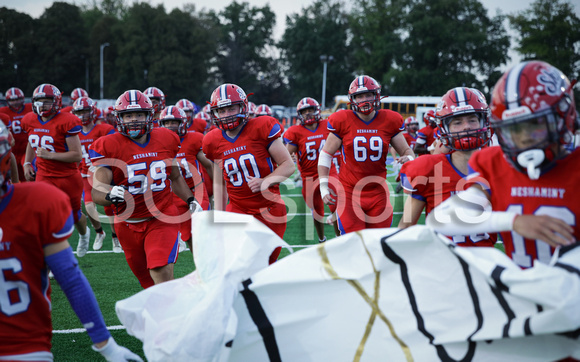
[283,120,338,179]
[327,109,403,190]
[0,183,75,356]
[468,146,580,268]
[89,127,181,220]
[401,153,496,247]
[21,111,82,177]
[78,123,114,176]
[203,116,282,211]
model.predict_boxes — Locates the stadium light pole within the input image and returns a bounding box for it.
[100,42,110,99]
[320,55,334,110]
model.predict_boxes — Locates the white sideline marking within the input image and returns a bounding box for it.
[53,325,126,334]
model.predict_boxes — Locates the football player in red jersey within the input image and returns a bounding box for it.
[21,84,92,257]
[202,84,295,263]
[159,106,212,251]
[414,109,437,155]
[0,87,33,181]
[90,90,199,288]
[428,61,579,268]
[0,122,141,362]
[399,87,496,247]
[143,86,165,124]
[318,75,414,235]
[72,97,115,252]
[402,116,419,149]
[175,98,206,134]
[284,97,340,242]
[61,87,89,113]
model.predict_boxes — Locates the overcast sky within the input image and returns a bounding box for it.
[3,0,580,71]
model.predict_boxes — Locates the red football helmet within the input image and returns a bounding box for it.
[32,84,62,117]
[247,102,257,117]
[348,75,381,115]
[71,88,89,102]
[5,87,25,112]
[435,87,491,151]
[490,60,577,179]
[104,106,116,126]
[255,104,273,116]
[424,109,437,127]
[72,97,97,125]
[114,90,155,139]
[144,87,166,113]
[0,121,12,196]
[159,106,188,136]
[404,116,419,133]
[296,97,321,125]
[209,84,249,131]
[195,111,212,131]
[175,98,196,125]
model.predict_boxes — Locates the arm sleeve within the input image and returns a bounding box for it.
[46,247,111,344]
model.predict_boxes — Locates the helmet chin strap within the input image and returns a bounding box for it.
[516,149,545,180]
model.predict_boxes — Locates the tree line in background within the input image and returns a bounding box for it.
[0,0,578,109]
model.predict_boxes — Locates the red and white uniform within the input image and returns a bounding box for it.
[21,111,82,178]
[417,124,437,148]
[21,111,84,221]
[174,131,210,241]
[78,123,114,203]
[400,153,496,247]
[90,128,182,288]
[284,120,338,218]
[403,131,418,149]
[327,109,403,233]
[203,116,286,238]
[0,183,75,358]
[0,103,33,179]
[469,146,580,268]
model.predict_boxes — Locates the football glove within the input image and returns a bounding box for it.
[105,185,126,205]
[92,337,143,362]
[187,197,202,214]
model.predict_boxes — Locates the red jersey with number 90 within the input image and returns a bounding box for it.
[89,127,181,220]
[21,111,82,177]
[203,116,282,211]
[327,109,403,190]
[468,146,580,268]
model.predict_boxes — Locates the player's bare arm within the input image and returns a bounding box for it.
[197,150,214,181]
[91,166,115,206]
[391,132,415,163]
[35,134,82,163]
[169,158,196,207]
[317,132,341,205]
[398,196,425,229]
[23,142,36,181]
[247,138,295,193]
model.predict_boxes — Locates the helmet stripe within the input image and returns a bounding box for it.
[358,76,364,88]
[220,85,227,101]
[453,87,466,106]
[505,62,527,109]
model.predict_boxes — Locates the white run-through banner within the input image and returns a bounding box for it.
[116,211,580,361]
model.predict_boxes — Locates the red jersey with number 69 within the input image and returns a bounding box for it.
[78,123,114,177]
[283,120,338,179]
[401,153,496,247]
[21,111,82,177]
[203,116,282,211]
[0,183,75,356]
[327,109,403,190]
[89,127,181,220]
[0,103,33,161]
[468,146,580,268]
